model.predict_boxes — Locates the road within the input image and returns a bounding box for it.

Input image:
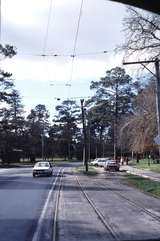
[0,166,62,241]
[1,163,160,241]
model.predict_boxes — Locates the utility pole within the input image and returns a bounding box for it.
[123,58,160,155]
[80,99,88,172]
[155,59,160,141]
[114,81,118,161]
[0,0,1,42]
[41,133,44,161]
[88,117,91,162]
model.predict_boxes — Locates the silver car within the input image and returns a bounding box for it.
[33,161,53,177]
[104,160,120,171]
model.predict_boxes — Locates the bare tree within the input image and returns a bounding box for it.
[119,80,157,154]
[119,7,160,59]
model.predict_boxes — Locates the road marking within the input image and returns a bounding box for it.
[53,169,64,241]
[32,168,62,241]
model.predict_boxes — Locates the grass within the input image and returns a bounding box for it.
[124,173,160,198]
[131,158,160,173]
[76,165,99,176]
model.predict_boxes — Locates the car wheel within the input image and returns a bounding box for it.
[33,173,36,177]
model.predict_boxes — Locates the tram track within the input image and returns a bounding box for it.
[75,175,120,241]
[51,170,160,241]
[53,169,64,241]
[53,171,120,241]
[94,175,160,223]
[78,172,160,225]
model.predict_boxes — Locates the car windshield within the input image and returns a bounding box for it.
[35,162,50,167]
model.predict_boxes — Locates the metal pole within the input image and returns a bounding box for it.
[80,99,88,172]
[0,0,1,43]
[114,83,118,161]
[155,58,160,155]
[41,134,44,161]
[88,118,91,162]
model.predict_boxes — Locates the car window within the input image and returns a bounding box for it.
[35,162,50,167]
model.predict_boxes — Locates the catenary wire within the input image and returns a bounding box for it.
[17,50,108,57]
[67,0,84,98]
[43,0,55,55]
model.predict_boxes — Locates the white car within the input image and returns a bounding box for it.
[33,161,53,177]
[90,158,110,167]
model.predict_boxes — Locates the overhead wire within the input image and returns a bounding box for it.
[42,0,56,87]
[67,0,84,98]
[17,50,108,57]
[43,0,55,55]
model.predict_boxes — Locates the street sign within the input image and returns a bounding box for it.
[154,135,160,145]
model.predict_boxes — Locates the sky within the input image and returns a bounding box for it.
[1,0,135,119]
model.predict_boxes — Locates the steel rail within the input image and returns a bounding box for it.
[76,175,120,241]
[52,169,64,241]
[88,174,160,223]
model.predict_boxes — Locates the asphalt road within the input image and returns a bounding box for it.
[0,166,61,241]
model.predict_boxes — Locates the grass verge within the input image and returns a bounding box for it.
[76,165,99,176]
[131,159,160,173]
[124,173,160,198]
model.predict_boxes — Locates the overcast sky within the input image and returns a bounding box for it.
[1,0,131,118]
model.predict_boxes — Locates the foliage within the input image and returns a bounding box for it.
[86,67,136,158]
[51,100,81,159]
[25,104,50,161]
[119,79,157,154]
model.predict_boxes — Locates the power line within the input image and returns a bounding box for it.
[54,96,91,101]
[68,0,84,98]
[72,0,84,58]
[17,50,108,58]
[43,0,55,55]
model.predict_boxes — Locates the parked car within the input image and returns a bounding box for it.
[90,158,110,167]
[104,160,120,171]
[33,161,53,177]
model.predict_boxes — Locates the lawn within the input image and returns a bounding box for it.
[131,158,160,173]
[125,173,160,198]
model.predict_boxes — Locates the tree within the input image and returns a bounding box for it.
[119,7,160,59]
[119,79,157,155]
[0,44,16,59]
[7,89,25,135]
[26,104,50,161]
[0,44,16,104]
[52,100,80,160]
[0,44,18,163]
[88,67,136,159]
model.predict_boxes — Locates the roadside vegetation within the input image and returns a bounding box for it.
[130,159,160,173]
[125,174,160,198]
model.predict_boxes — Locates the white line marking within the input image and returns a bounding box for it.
[32,168,62,241]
